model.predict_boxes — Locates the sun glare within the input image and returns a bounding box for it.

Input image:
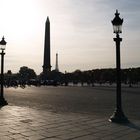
[0,0,42,41]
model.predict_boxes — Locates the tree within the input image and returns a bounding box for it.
[19,66,37,81]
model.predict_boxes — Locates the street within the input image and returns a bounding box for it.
[4,86,140,120]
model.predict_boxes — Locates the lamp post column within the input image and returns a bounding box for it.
[115,34,122,111]
[0,50,5,99]
[109,34,129,123]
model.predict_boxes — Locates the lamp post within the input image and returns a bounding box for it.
[109,10,129,123]
[129,68,132,87]
[0,36,8,106]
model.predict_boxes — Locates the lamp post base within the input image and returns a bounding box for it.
[0,97,8,106]
[109,109,129,124]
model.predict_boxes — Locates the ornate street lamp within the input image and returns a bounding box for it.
[0,36,8,106]
[109,10,129,123]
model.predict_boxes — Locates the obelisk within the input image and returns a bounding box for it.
[43,17,51,74]
[55,53,59,72]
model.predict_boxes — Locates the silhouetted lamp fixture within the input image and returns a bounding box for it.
[0,37,6,50]
[109,10,129,123]
[112,10,123,34]
[0,36,8,106]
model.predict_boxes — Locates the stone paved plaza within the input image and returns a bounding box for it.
[0,86,139,139]
[0,105,140,140]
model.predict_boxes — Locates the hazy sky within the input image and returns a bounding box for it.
[0,0,140,74]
